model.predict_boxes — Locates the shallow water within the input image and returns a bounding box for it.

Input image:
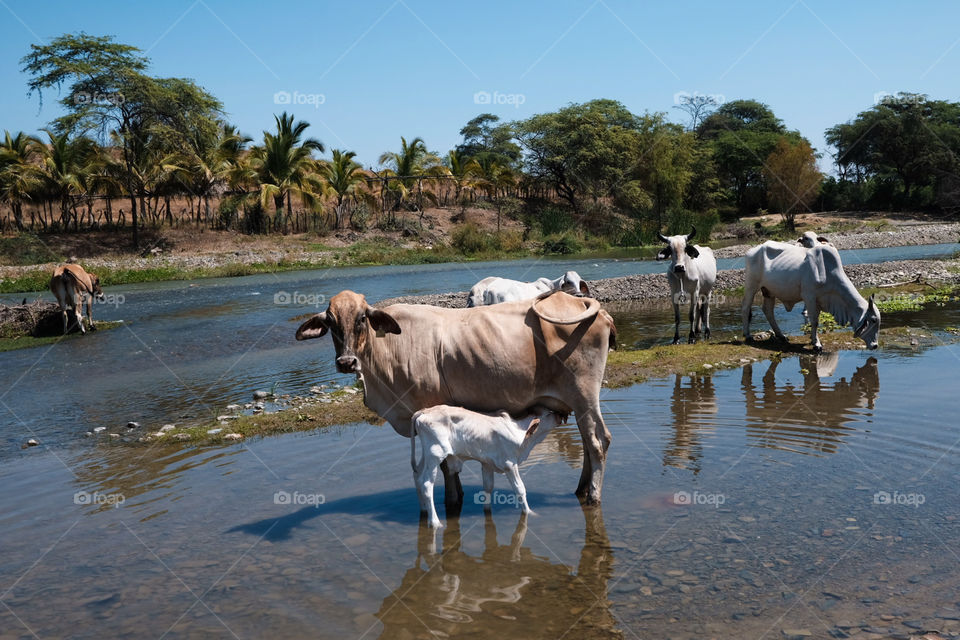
[1,242,956,452]
[3,343,960,638]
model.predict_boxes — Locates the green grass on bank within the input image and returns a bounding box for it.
[0,320,124,352]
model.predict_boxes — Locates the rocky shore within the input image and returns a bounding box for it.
[378,257,960,308]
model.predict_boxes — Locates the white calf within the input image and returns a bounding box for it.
[410,405,565,528]
[466,271,588,307]
[798,231,831,248]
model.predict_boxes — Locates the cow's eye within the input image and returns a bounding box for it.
[356,317,365,331]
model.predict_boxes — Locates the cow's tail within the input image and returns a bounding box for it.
[532,291,601,325]
[602,310,617,350]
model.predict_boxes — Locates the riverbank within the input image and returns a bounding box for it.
[378,256,960,308]
[2,217,957,294]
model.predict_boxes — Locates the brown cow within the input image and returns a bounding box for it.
[50,263,104,334]
[296,290,616,506]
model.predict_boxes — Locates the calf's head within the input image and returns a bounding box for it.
[656,228,698,274]
[295,290,401,374]
[853,294,881,351]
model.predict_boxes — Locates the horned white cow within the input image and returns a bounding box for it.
[466,271,589,307]
[656,228,717,344]
[49,263,104,334]
[296,289,616,506]
[742,240,880,351]
[410,405,566,528]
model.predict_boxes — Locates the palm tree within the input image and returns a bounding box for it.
[320,149,367,229]
[0,131,42,231]
[473,154,517,231]
[378,136,442,219]
[38,129,96,230]
[446,149,480,218]
[250,112,324,231]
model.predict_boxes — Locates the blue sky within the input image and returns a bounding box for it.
[1,0,958,171]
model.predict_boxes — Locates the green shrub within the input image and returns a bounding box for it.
[542,232,582,254]
[538,205,575,236]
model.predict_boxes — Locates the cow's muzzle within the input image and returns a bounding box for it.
[336,355,360,374]
[673,265,685,274]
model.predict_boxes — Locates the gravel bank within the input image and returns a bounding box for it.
[713,222,960,258]
[377,257,960,308]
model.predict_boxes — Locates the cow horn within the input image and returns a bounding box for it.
[532,294,601,325]
[685,227,696,242]
[657,232,670,243]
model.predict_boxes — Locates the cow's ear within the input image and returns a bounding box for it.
[579,280,590,296]
[296,312,329,340]
[524,418,541,439]
[366,308,401,335]
[817,236,830,244]
[684,245,700,258]
[656,248,671,261]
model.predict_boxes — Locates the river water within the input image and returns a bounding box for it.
[2,246,960,638]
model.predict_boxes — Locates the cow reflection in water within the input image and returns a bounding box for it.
[665,373,717,474]
[741,354,879,455]
[376,506,621,639]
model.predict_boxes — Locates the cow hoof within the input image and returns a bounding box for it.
[672,338,681,345]
[813,344,823,354]
[704,329,711,340]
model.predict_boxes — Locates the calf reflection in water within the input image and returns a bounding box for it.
[376,506,621,639]
[741,354,880,455]
[665,373,718,474]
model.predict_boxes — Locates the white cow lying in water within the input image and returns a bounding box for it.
[466,271,588,307]
[410,405,566,528]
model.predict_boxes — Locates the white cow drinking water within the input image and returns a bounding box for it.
[742,240,880,351]
[410,405,566,528]
[466,271,588,307]
[656,228,717,344]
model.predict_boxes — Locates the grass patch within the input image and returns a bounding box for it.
[0,320,124,352]
[0,234,63,266]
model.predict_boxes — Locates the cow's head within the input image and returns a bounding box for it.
[798,231,830,248]
[88,273,105,300]
[560,271,590,296]
[853,294,881,350]
[295,290,401,374]
[656,227,698,274]
[523,406,569,440]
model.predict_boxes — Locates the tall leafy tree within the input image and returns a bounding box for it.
[763,137,822,231]
[38,129,97,230]
[21,32,223,247]
[456,114,521,167]
[698,99,801,214]
[378,136,442,213]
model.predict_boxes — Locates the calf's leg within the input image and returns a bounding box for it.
[481,464,495,511]
[419,460,443,529]
[504,462,532,515]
